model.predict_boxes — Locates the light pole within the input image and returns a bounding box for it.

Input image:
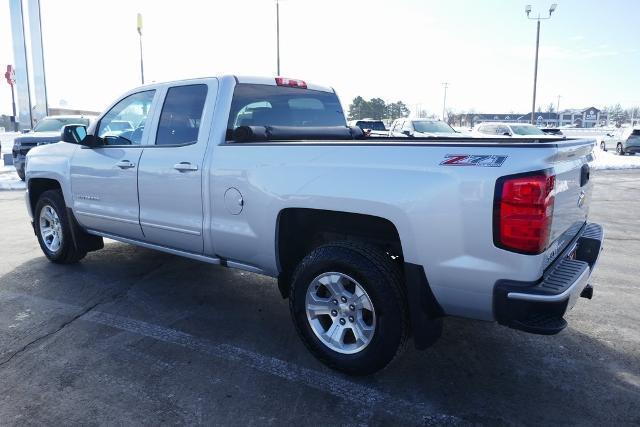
[276,0,281,75]
[525,4,557,125]
[441,82,449,122]
[137,13,144,85]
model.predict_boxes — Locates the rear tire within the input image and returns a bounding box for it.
[34,190,86,264]
[616,143,624,155]
[600,141,606,151]
[16,167,25,181]
[289,241,409,375]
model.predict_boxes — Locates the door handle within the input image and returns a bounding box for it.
[116,160,136,169]
[173,162,198,172]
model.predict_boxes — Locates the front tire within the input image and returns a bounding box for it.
[289,241,409,375]
[600,141,606,151]
[616,143,624,155]
[16,167,25,181]
[34,190,86,264]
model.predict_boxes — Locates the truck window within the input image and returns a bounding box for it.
[156,84,208,146]
[97,90,155,145]
[226,84,346,140]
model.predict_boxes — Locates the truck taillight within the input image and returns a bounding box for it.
[275,77,307,89]
[494,172,555,254]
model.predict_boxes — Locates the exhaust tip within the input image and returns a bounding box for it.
[580,284,594,300]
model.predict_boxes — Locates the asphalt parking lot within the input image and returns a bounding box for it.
[0,170,638,426]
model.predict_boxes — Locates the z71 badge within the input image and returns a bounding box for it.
[440,154,508,167]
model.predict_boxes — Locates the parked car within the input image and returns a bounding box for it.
[614,128,640,155]
[473,122,561,139]
[25,75,602,375]
[541,127,564,136]
[12,115,94,180]
[388,118,463,137]
[348,119,387,137]
[596,132,618,152]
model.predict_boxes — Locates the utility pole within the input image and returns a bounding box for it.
[137,13,144,85]
[525,4,557,125]
[556,95,561,125]
[276,0,281,75]
[442,82,449,122]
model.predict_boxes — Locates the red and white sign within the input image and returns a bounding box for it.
[4,65,15,86]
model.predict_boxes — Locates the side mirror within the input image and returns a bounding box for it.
[21,129,31,134]
[402,130,413,137]
[503,132,512,136]
[61,124,91,145]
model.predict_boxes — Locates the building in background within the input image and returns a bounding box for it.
[453,107,610,128]
[557,107,607,128]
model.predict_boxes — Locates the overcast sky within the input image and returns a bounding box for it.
[0,0,639,117]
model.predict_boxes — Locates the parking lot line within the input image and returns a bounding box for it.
[0,290,459,425]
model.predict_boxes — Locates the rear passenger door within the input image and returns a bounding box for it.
[137,80,217,254]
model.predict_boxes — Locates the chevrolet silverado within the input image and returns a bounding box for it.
[24,76,603,374]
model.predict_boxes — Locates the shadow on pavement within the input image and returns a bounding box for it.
[0,242,638,425]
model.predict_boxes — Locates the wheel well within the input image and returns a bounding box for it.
[276,208,404,298]
[28,178,62,213]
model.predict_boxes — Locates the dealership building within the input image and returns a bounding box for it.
[460,107,609,128]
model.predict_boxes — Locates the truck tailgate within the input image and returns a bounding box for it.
[543,139,594,268]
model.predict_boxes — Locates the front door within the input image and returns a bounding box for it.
[70,90,156,239]
[137,81,215,253]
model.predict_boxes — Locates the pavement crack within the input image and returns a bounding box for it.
[0,300,103,369]
[0,261,166,369]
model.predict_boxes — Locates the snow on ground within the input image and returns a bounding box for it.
[0,132,25,191]
[591,144,640,170]
[0,166,25,190]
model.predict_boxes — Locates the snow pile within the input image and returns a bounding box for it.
[590,145,640,170]
[0,165,25,190]
[1,132,25,190]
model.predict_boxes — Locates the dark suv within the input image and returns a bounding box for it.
[12,115,93,180]
[617,128,640,155]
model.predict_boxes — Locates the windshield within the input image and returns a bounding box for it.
[413,121,456,134]
[33,117,90,132]
[356,121,386,131]
[227,84,346,139]
[510,125,546,135]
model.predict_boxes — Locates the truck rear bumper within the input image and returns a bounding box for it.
[493,222,603,335]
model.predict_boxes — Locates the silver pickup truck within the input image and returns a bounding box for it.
[24,76,603,375]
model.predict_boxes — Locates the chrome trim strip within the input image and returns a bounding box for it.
[86,229,220,265]
[85,230,267,276]
[75,210,139,225]
[140,221,201,236]
[226,260,265,275]
[507,267,590,302]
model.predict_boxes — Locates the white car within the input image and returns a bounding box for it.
[389,118,468,137]
[473,122,562,139]
[25,75,602,375]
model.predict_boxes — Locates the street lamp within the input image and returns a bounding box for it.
[137,13,144,85]
[525,3,557,125]
[276,0,281,75]
[441,82,449,122]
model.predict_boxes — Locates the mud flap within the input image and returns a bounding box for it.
[403,263,444,350]
[66,208,104,253]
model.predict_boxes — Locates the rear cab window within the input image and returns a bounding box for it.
[226,84,346,140]
[156,84,208,146]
